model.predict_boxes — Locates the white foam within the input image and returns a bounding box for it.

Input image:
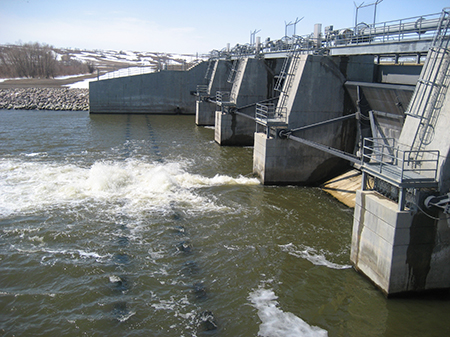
[279,243,351,270]
[23,152,48,157]
[116,310,136,322]
[13,246,112,265]
[0,158,259,217]
[249,288,328,337]
[40,248,110,261]
[109,275,122,283]
[148,247,165,261]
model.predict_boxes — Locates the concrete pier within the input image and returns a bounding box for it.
[351,188,450,295]
[215,110,257,146]
[195,60,232,126]
[253,54,356,184]
[214,57,279,146]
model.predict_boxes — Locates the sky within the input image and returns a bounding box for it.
[0,0,448,55]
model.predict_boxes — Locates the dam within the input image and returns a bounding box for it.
[89,8,450,296]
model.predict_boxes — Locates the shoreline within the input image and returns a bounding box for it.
[0,87,89,111]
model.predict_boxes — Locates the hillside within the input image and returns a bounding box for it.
[0,46,207,89]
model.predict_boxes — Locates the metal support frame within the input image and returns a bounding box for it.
[360,137,439,210]
[288,113,356,133]
[354,0,384,30]
[285,17,304,37]
[258,113,360,164]
[398,187,406,211]
[285,134,360,163]
[208,9,448,61]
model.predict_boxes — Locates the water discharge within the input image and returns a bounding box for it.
[249,287,327,337]
[0,158,258,217]
[1,111,449,336]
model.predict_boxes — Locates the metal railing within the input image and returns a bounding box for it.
[255,103,287,125]
[196,85,209,97]
[405,9,450,156]
[98,66,155,80]
[362,137,439,183]
[255,103,275,123]
[216,91,231,104]
[207,9,449,60]
[97,58,207,81]
[324,11,447,48]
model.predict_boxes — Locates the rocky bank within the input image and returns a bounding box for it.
[0,88,89,111]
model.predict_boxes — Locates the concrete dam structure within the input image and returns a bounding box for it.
[89,62,208,114]
[89,8,450,296]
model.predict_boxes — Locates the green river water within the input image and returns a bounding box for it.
[0,110,449,336]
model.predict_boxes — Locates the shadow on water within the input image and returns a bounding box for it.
[100,115,219,332]
[170,214,219,334]
[108,221,133,322]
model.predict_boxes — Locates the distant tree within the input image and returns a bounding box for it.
[85,60,95,73]
[56,56,92,76]
[1,42,57,78]
[0,46,11,77]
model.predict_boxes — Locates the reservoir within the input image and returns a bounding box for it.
[0,110,449,336]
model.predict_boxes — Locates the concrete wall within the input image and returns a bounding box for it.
[196,60,232,126]
[351,190,450,295]
[377,64,423,85]
[89,62,208,114]
[286,55,347,143]
[254,54,356,184]
[215,57,277,145]
[398,48,450,191]
[215,111,256,146]
[231,58,269,107]
[340,55,376,83]
[253,132,348,184]
[208,60,232,95]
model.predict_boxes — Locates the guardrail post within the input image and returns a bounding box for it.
[362,171,368,190]
[398,187,406,211]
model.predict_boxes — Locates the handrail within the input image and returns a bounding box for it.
[216,91,231,104]
[255,103,275,123]
[325,11,447,48]
[208,10,449,60]
[255,103,287,125]
[362,137,439,182]
[196,85,208,96]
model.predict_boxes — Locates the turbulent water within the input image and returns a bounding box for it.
[0,110,449,337]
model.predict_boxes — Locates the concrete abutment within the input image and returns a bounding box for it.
[89,62,208,114]
[351,190,450,295]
